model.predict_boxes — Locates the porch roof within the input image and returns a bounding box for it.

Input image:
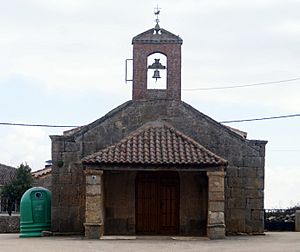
[81,122,227,167]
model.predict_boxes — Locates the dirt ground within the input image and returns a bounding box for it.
[0,232,300,252]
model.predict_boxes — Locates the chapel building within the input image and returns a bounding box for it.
[50,19,267,239]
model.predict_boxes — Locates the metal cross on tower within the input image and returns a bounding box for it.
[154,4,161,24]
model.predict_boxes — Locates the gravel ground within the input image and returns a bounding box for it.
[0,232,300,252]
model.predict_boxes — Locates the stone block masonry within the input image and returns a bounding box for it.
[0,215,20,233]
[226,165,265,234]
[50,99,266,236]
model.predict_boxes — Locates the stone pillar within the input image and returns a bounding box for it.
[296,210,300,232]
[207,170,226,239]
[84,170,104,239]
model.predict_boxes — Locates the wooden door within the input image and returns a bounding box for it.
[136,172,158,234]
[136,172,179,235]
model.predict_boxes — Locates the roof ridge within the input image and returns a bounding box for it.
[0,163,16,169]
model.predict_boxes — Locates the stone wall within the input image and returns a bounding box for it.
[32,174,52,192]
[51,99,266,234]
[0,215,20,233]
[50,137,85,234]
[225,165,265,234]
[296,210,300,232]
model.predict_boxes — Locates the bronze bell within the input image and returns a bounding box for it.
[152,69,161,81]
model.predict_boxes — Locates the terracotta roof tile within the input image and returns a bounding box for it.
[82,122,227,166]
[31,166,52,178]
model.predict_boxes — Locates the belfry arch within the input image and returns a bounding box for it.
[147,52,167,89]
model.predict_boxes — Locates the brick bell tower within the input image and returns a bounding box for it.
[131,11,183,101]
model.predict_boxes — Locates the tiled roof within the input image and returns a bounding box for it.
[0,164,17,186]
[32,166,52,178]
[82,122,227,166]
[132,28,183,44]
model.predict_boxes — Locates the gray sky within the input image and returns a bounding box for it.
[0,0,300,208]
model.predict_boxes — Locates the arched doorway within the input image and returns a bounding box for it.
[135,171,179,235]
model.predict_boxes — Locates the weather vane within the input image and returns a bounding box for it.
[154,4,161,25]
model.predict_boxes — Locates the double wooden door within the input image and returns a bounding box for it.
[136,171,179,235]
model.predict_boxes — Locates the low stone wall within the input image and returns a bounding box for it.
[296,210,300,232]
[0,215,20,233]
[265,208,300,231]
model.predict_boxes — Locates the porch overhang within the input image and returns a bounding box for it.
[81,121,228,169]
[82,122,227,240]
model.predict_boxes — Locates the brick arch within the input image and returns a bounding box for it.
[146,50,168,57]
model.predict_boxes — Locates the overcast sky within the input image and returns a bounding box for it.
[0,0,299,208]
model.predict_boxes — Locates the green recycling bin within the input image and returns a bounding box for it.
[20,187,51,237]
